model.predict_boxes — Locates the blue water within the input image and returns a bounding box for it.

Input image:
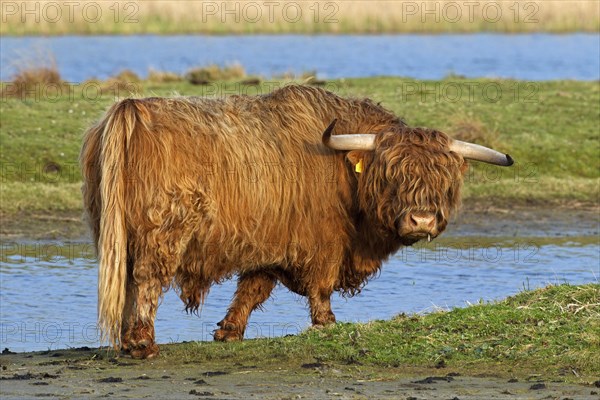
[1,34,599,81]
[1,236,598,352]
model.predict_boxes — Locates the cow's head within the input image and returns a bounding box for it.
[323,120,513,245]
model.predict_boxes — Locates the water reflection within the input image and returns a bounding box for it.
[1,237,598,352]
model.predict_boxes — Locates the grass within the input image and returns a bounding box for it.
[0,182,82,212]
[1,1,598,35]
[0,51,63,98]
[147,68,184,83]
[0,73,599,214]
[161,284,600,382]
[185,63,246,84]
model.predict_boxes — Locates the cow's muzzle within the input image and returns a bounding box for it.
[398,211,440,242]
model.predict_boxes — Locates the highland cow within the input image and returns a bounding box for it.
[80,85,513,359]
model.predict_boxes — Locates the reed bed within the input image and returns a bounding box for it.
[1,1,598,35]
[0,49,65,98]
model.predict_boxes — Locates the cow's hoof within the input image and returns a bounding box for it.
[129,343,160,359]
[122,337,150,353]
[213,328,243,342]
[121,332,133,352]
[214,319,244,342]
[312,313,335,329]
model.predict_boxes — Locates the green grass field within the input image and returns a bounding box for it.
[163,284,600,381]
[1,76,598,214]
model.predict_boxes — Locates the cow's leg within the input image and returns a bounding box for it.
[305,257,339,327]
[214,271,277,342]
[124,264,163,359]
[274,266,337,327]
[308,286,336,327]
[120,267,137,353]
[124,220,198,358]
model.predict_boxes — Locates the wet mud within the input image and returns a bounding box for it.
[1,346,599,399]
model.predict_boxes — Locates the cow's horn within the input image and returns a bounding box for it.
[449,139,514,166]
[322,120,377,151]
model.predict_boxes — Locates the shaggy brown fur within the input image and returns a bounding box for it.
[80,85,467,358]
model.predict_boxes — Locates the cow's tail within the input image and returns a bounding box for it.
[94,99,147,349]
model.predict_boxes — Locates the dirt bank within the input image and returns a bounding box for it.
[2,203,599,242]
[1,346,598,400]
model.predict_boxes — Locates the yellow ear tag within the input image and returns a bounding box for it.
[355,159,364,173]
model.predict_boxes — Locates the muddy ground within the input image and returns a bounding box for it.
[1,346,599,400]
[2,203,599,241]
[1,204,599,398]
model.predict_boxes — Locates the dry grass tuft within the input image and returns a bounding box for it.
[111,69,141,83]
[274,70,320,81]
[185,64,246,85]
[1,54,63,98]
[148,69,183,83]
[99,70,143,96]
[448,114,500,148]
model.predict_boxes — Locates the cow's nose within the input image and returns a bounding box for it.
[408,212,436,231]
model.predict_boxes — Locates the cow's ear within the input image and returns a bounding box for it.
[460,159,469,174]
[346,150,367,173]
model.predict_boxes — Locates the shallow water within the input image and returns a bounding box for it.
[1,234,597,352]
[1,34,599,81]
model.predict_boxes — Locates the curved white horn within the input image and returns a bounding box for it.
[322,119,376,151]
[449,140,514,166]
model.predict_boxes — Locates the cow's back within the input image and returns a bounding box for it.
[122,91,352,270]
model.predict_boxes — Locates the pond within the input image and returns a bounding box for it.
[1,34,599,81]
[1,232,598,352]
